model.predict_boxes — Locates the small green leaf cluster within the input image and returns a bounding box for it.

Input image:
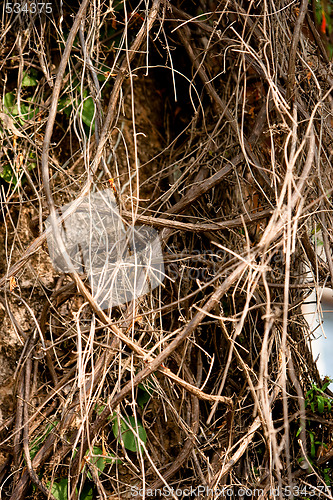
[296,378,332,486]
[305,379,332,414]
[0,70,38,186]
[57,90,96,132]
[112,414,147,453]
[29,381,151,500]
[45,446,119,500]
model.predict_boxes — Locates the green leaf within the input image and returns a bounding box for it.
[4,92,15,113]
[86,446,119,479]
[137,387,151,408]
[58,95,72,115]
[196,9,208,21]
[79,483,93,500]
[322,378,333,391]
[45,478,93,500]
[59,93,96,133]
[112,415,147,452]
[46,478,68,500]
[309,431,316,457]
[13,98,38,125]
[80,97,95,130]
[3,93,38,124]
[0,165,17,185]
[95,403,106,415]
[19,103,30,124]
[306,388,313,399]
[30,421,58,460]
[113,0,124,12]
[94,406,115,423]
[97,64,112,82]
[323,468,331,487]
[22,72,38,87]
[24,97,38,120]
[137,382,152,408]
[317,395,325,414]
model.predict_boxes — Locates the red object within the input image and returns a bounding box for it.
[321,10,327,34]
